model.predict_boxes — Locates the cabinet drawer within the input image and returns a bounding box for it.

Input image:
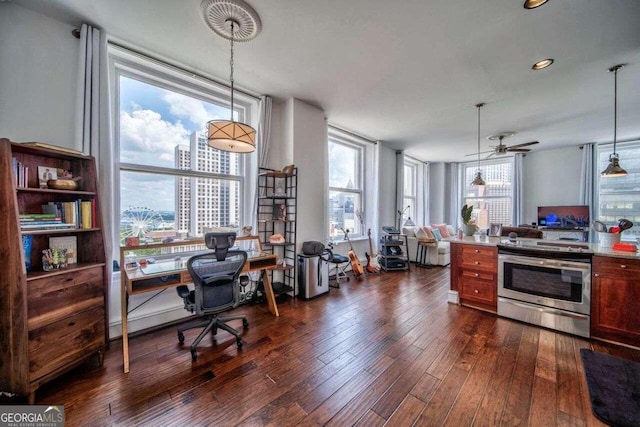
[461,245,496,258]
[593,255,640,275]
[28,267,104,329]
[461,269,494,281]
[461,279,496,305]
[29,307,105,380]
[460,256,496,272]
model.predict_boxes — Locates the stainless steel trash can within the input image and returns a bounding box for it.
[297,254,329,299]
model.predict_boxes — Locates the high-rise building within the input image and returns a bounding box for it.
[175,132,240,236]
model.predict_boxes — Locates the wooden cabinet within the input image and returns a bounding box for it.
[451,242,497,312]
[0,139,107,403]
[591,255,640,348]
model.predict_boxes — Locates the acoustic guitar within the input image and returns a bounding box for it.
[365,228,380,274]
[341,228,364,278]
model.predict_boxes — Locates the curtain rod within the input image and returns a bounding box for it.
[328,124,377,144]
[92,33,261,101]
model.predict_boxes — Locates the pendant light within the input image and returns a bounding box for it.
[201,0,261,153]
[601,64,627,177]
[471,103,486,186]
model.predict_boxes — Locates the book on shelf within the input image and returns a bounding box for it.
[49,236,77,264]
[81,201,92,229]
[20,223,75,230]
[21,142,84,155]
[19,213,60,220]
[12,157,29,188]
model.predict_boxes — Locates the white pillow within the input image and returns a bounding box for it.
[447,224,456,236]
[402,227,416,237]
[415,227,427,239]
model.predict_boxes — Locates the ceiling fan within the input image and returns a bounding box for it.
[466,132,539,159]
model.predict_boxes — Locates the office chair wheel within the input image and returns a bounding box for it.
[242,318,249,329]
[191,348,197,361]
[178,332,185,344]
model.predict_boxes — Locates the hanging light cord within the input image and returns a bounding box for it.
[613,65,618,155]
[229,20,235,121]
[476,103,484,169]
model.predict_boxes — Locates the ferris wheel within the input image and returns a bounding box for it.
[120,206,163,238]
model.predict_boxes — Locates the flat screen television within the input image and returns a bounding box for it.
[537,205,589,229]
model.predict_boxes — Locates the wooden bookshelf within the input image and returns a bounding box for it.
[0,138,108,403]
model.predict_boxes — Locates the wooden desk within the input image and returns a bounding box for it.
[120,236,278,373]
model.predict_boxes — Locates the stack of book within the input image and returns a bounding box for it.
[11,157,29,188]
[19,214,75,231]
[42,200,96,229]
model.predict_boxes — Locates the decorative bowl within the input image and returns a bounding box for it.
[47,178,79,190]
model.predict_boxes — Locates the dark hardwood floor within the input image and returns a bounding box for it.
[32,265,639,426]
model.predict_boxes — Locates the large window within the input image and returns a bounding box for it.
[598,142,640,241]
[328,133,365,238]
[111,47,256,246]
[403,162,417,223]
[461,160,513,228]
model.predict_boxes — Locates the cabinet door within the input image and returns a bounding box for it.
[29,307,105,380]
[27,267,104,330]
[592,274,640,346]
[460,278,496,307]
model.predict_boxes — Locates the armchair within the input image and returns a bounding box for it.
[176,232,249,361]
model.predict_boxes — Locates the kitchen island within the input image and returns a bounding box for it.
[449,236,640,348]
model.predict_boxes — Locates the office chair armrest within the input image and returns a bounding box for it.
[239,275,249,286]
[176,285,190,298]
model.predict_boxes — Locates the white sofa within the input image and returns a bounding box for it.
[402,225,453,266]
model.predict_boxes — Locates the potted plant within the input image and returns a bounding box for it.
[461,204,479,236]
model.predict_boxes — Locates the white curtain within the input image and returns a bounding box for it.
[250,95,272,230]
[579,143,596,241]
[396,150,405,229]
[75,24,115,276]
[512,153,524,226]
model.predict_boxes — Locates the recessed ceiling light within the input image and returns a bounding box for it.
[532,58,554,70]
[524,0,548,9]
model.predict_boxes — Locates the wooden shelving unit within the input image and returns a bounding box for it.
[257,167,297,296]
[0,138,107,403]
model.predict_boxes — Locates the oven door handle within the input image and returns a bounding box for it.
[499,254,590,271]
[499,298,590,320]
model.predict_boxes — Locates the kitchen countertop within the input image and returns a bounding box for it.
[448,236,640,259]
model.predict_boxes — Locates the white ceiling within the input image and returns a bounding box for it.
[14,0,640,162]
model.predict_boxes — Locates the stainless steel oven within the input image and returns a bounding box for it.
[497,242,592,338]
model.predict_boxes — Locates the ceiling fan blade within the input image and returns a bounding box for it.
[508,148,531,152]
[485,152,496,159]
[465,150,494,157]
[508,141,539,149]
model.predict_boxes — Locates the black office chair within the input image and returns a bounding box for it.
[325,242,350,288]
[176,232,249,361]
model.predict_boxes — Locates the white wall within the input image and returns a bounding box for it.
[522,146,583,225]
[288,99,328,247]
[0,3,78,147]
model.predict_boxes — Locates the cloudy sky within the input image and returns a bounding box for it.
[119,76,230,213]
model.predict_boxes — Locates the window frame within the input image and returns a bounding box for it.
[459,158,514,228]
[108,44,258,254]
[596,140,640,242]
[327,128,368,239]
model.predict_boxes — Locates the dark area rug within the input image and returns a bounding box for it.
[580,349,640,427]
